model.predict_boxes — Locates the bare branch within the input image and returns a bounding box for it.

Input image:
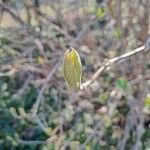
[69,16,96,47]
[0,2,25,26]
[18,139,46,145]
[31,62,60,118]
[80,120,103,150]
[81,45,147,89]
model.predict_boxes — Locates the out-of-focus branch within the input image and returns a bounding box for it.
[0,2,67,49]
[31,62,60,118]
[81,45,147,89]
[80,120,103,150]
[18,139,46,145]
[0,2,25,26]
[69,16,96,47]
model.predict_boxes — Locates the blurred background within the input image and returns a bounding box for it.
[0,0,150,150]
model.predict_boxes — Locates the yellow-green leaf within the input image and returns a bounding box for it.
[63,47,82,90]
[144,96,150,107]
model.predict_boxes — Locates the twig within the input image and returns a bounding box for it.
[133,55,147,150]
[13,75,32,98]
[0,63,46,77]
[0,2,64,50]
[32,62,60,118]
[79,120,103,150]
[18,139,46,145]
[0,68,16,77]
[81,45,147,89]
[117,112,134,150]
[117,95,138,150]
[35,115,50,136]
[133,117,145,150]
[23,0,72,40]
[69,16,96,47]
[0,2,25,26]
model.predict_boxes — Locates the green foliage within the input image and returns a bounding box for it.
[144,96,150,107]
[96,7,105,20]
[92,140,101,150]
[147,63,150,69]
[141,129,150,149]
[0,76,47,150]
[114,27,122,39]
[116,77,128,91]
[0,37,12,45]
[0,1,150,149]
